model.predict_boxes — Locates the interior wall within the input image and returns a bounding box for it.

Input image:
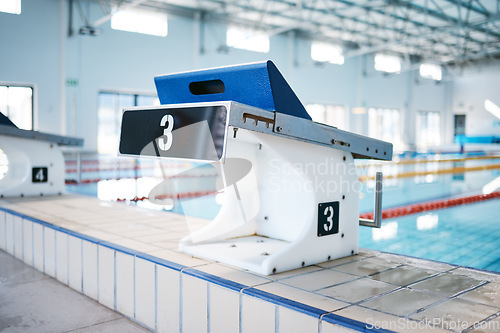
[0,0,65,133]
[0,0,497,152]
[452,62,500,137]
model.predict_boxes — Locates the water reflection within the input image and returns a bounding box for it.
[372,221,398,241]
[416,214,439,231]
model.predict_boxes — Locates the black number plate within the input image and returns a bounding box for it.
[318,201,339,237]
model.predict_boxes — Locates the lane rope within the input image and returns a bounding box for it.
[357,154,500,168]
[360,191,500,220]
[359,163,500,181]
[116,190,217,202]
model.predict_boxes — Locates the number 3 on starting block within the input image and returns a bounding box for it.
[158,114,174,151]
[317,201,339,237]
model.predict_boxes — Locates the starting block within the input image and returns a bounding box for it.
[0,113,83,197]
[119,61,392,275]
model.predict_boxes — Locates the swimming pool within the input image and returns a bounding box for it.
[65,154,500,272]
[359,199,500,272]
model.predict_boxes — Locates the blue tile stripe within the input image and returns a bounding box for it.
[0,204,396,332]
[322,313,396,333]
[135,251,186,272]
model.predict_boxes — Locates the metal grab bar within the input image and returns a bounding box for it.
[359,172,383,228]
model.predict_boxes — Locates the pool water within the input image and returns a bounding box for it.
[359,161,500,272]
[65,155,500,272]
[359,199,500,272]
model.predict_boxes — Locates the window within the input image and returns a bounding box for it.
[485,99,500,119]
[374,54,401,74]
[111,7,167,37]
[368,108,403,150]
[416,111,441,147]
[419,63,442,81]
[311,42,344,65]
[226,26,270,53]
[306,104,348,130]
[98,92,159,154]
[0,0,21,15]
[0,85,33,130]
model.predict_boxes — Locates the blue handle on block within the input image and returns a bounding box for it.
[154,60,311,120]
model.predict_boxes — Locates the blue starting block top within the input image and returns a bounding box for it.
[154,60,312,120]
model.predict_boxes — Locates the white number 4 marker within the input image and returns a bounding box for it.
[35,168,45,182]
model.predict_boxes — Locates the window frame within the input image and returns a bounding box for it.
[367,106,404,150]
[0,82,36,130]
[310,41,344,65]
[110,6,168,37]
[305,103,349,130]
[0,0,21,15]
[415,110,442,148]
[226,26,270,53]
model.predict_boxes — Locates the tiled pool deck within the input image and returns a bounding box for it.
[1,194,499,333]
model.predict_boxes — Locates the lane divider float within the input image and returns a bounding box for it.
[360,190,500,220]
[116,190,217,202]
[359,163,500,181]
[357,154,500,168]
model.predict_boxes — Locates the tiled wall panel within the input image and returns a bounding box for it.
[115,252,134,318]
[135,258,156,330]
[157,265,180,333]
[55,231,69,285]
[181,273,208,333]
[44,227,56,277]
[82,241,98,300]
[23,219,33,266]
[98,245,115,310]
[68,236,82,292]
[13,216,23,260]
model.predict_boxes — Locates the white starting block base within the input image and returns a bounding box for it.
[0,135,65,197]
[181,235,288,274]
[180,127,359,275]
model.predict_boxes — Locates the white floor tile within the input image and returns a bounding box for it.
[241,294,275,333]
[98,245,115,310]
[209,284,239,333]
[33,223,44,272]
[135,258,156,330]
[116,251,135,318]
[56,231,69,285]
[14,216,23,260]
[68,236,83,292]
[23,219,33,266]
[82,241,98,300]
[182,273,207,333]
[44,227,56,277]
[157,265,180,333]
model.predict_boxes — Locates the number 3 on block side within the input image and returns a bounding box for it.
[324,206,334,231]
[158,114,174,151]
[317,202,339,237]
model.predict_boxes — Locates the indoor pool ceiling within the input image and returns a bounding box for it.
[102,0,500,67]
